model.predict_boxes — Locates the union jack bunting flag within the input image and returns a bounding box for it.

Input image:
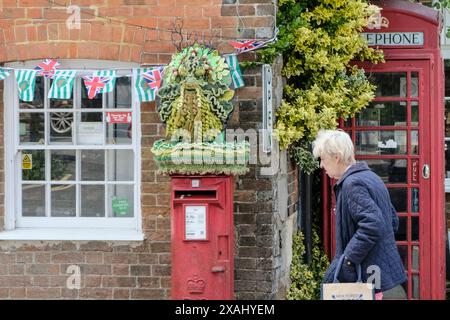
[82,76,111,99]
[34,59,60,78]
[229,40,267,54]
[141,67,164,91]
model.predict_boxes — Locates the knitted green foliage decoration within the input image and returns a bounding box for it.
[152,44,249,176]
[158,44,235,141]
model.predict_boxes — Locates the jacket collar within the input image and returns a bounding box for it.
[335,161,370,188]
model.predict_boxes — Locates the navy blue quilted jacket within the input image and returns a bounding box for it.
[323,162,407,292]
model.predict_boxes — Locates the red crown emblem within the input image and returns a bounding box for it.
[187,275,206,294]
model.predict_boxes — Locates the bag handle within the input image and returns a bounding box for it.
[332,255,363,283]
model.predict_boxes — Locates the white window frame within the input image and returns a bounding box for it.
[1,59,143,240]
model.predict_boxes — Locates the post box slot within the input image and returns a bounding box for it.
[174,190,217,200]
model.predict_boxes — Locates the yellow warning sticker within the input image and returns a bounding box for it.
[22,154,32,170]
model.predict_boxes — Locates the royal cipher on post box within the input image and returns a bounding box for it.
[170,176,234,300]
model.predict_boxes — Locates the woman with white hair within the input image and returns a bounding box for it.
[313,129,407,300]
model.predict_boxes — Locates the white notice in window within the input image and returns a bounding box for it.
[185,206,206,240]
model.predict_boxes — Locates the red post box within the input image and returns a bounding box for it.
[170,175,234,300]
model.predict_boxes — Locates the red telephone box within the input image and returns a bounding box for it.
[323,0,446,299]
[170,175,234,299]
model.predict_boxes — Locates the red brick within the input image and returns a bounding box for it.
[80,288,112,299]
[113,288,130,299]
[102,276,136,287]
[131,288,165,299]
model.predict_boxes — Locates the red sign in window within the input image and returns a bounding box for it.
[106,112,131,124]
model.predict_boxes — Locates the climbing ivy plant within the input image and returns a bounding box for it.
[258,0,384,169]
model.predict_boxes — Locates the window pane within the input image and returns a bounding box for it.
[369,72,407,97]
[412,274,420,299]
[395,216,407,241]
[22,150,45,181]
[22,184,45,216]
[107,123,132,145]
[411,101,419,126]
[411,72,419,97]
[355,131,407,155]
[412,246,419,271]
[411,216,419,241]
[107,150,133,181]
[81,185,105,217]
[50,98,73,109]
[108,185,134,217]
[51,150,75,181]
[81,80,103,108]
[77,113,103,145]
[389,188,407,212]
[411,188,419,213]
[81,150,104,181]
[51,184,76,217]
[110,77,131,109]
[50,112,73,144]
[411,130,419,155]
[20,113,45,144]
[19,76,44,109]
[397,245,408,270]
[356,101,406,126]
[365,159,407,184]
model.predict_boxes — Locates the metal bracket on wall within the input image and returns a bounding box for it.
[262,64,273,153]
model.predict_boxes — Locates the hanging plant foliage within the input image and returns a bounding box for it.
[258,0,384,169]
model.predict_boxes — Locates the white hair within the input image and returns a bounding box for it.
[312,129,356,165]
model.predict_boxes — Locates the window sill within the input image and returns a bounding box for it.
[0,228,145,241]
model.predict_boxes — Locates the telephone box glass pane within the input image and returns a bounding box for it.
[397,245,408,270]
[22,184,45,217]
[369,72,407,97]
[365,159,407,183]
[395,216,407,241]
[356,102,407,127]
[411,216,419,241]
[355,131,407,155]
[411,72,419,97]
[412,274,420,299]
[389,188,407,212]
[412,246,419,271]
[411,101,419,126]
[411,188,419,213]
[411,130,419,155]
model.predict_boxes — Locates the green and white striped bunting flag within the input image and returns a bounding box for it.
[94,70,116,93]
[15,70,38,102]
[0,68,11,81]
[48,70,77,99]
[134,68,157,102]
[225,54,245,89]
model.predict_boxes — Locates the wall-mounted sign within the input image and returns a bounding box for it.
[185,205,206,240]
[362,32,424,46]
[106,112,132,124]
[112,197,130,216]
[22,154,32,170]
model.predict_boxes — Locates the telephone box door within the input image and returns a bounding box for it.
[334,59,440,299]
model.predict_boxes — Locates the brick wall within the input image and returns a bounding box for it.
[0,0,296,299]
